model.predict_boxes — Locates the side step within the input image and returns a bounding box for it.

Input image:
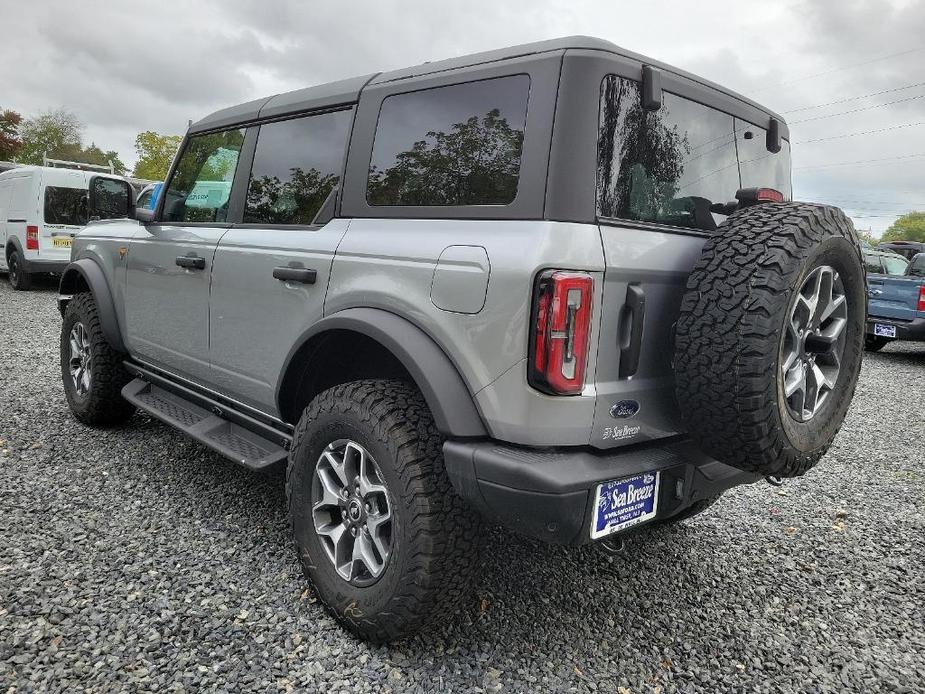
[121,378,289,470]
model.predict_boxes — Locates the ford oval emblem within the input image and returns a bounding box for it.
[610,400,640,419]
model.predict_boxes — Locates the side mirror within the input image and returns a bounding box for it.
[88,176,135,221]
[135,206,155,223]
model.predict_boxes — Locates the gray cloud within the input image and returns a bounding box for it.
[2,0,923,233]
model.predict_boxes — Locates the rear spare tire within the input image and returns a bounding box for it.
[674,203,865,478]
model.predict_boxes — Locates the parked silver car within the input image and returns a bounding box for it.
[57,36,866,642]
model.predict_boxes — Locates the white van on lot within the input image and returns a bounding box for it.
[0,166,125,290]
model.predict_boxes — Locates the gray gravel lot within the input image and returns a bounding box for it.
[1,276,923,693]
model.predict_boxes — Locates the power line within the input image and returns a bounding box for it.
[790,93,925,124]
[783,81,925,113]
[751,46,925,94]
[794,151,925,170]
[794,120,925,144]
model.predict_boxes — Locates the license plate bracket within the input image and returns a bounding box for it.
[591,471,660,540]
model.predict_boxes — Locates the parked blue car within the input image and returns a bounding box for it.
[865,251,925,351]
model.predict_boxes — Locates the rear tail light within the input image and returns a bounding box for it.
[529,270,593,395]
[917,285,925,312]
[25,226,39,250]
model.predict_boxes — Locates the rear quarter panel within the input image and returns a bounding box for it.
[326,219,606,445]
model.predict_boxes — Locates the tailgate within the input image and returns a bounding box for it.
[868,275,921,321]
[590,222,705,450]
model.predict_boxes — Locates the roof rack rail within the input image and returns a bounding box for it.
[42,154,115,175]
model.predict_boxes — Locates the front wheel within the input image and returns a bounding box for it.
[286,380,482,643]
[8,249,32,291]
[60,293,135,425]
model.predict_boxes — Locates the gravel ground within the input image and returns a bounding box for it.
[1,276,923,694]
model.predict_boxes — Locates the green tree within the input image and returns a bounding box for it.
[0,109,23,160]
[17,108,83,165]
[133,130,182,180]
[881,212,925,243]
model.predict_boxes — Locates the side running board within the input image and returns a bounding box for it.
[121,378,290,470]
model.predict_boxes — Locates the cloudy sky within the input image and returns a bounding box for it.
[3,0,923,234]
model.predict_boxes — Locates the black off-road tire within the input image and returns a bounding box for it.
[60,293,135,425]
[659,494,723,525]
[286,379,483,643]
[865,335,890,352]
[8,249,32,291]
[674,203,865,478]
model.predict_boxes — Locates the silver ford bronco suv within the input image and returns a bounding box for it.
[58,37,866,642]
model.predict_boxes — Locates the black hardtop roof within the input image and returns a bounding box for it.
[189,35,785,134]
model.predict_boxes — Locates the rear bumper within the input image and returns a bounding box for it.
[443,438,760,545]
[866,316,925,341]
[21,258,69,274]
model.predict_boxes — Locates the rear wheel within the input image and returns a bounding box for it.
[8,249,32,291]
[674,203,865,478]
[60,293,135,425]
[287,380,482,643]
[864,335,891,352]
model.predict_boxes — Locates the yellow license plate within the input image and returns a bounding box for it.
[53,237,72,248]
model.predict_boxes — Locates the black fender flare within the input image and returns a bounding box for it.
[58,258,126,353]
[277,308,488,438]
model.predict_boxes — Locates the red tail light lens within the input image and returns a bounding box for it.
[756,188,784,203]
[530,270,594,395]
[917,285,925,312]
[26,225,39,250]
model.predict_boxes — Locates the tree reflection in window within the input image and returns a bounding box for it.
[245,168,339,225]
[597,76,740,231]
[164,128,244,223]
[367,76,529,207]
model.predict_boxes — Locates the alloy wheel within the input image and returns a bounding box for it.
[68,322,92,397]
[780,265,848,422]
[311,439,393,586]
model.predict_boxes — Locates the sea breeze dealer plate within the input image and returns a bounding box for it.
[591,472,660,540]
[874,323,897,338]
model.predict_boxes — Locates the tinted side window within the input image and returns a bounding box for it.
[367,75,529,206]
[736,119,792,199]
[597,77,738,231]
[163,128,245,223]
[244,110,352,225]
[44,186,88,226]
[863,253,883,274]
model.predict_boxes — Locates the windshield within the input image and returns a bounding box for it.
[44,186,88,226]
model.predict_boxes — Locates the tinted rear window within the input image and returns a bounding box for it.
[597,75,792,231]
[244,109,352,225]
[44,186,88,226]
[367,75,529,206]
[882,255,909,276]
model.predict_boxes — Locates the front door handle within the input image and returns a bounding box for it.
[176,255,205,270]
[273,267,317,284]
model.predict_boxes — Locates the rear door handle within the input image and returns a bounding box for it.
[273,267,317,284]
[176,255,205,270]
[619,283,646,379]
